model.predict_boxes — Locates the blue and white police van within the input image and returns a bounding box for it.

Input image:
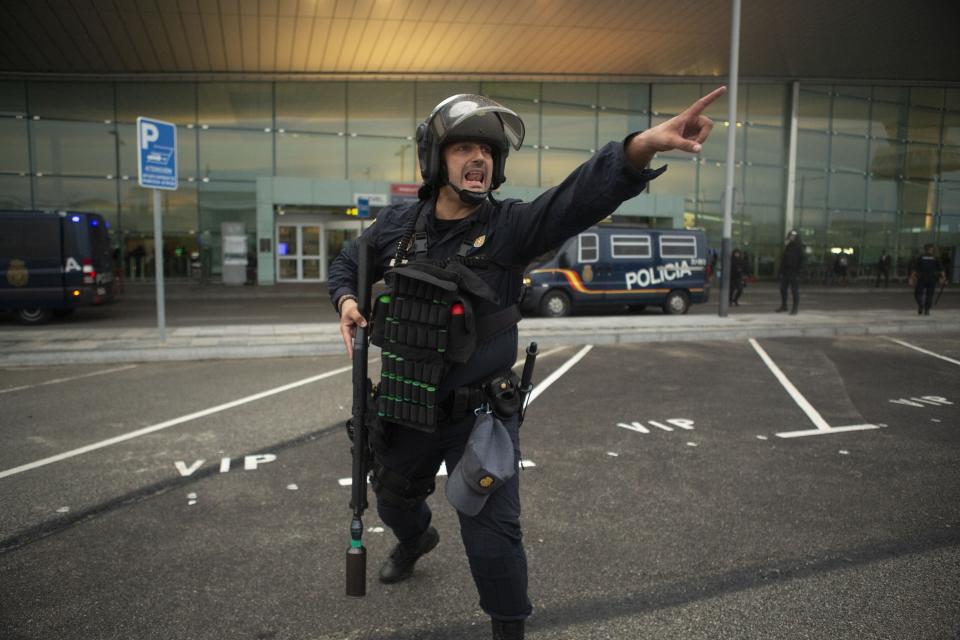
[520,225,710,317]
[1,210,117,324]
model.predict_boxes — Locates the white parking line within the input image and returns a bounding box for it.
[0,364,139,395]
[526,344,593,406]
[748,338,882,439]
[885,337,960,367]
[0,364,353,480]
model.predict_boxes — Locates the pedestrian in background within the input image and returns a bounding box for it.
[876,250,891,288]
[776,229,804,315]
[909,243,945,316]
[729,248,750,306]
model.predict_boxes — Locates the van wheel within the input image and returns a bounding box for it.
[540,290,571,318]
[16,307,53,325]
[662,291,690,315]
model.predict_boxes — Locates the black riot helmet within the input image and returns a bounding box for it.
[416,94,525,204]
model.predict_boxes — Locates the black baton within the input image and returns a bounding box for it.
[518,341,538,425]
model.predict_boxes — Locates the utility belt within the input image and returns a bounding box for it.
[370,261,520,433]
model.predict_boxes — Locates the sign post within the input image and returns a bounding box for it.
[137,117,178,341]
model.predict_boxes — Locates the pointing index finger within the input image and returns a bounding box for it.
[686,86,727,117]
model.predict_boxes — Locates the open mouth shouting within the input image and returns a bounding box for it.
[463,167,487,191]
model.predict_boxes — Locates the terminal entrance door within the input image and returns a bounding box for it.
[276,224,321,282]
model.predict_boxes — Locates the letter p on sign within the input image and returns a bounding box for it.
[140,123,159,149]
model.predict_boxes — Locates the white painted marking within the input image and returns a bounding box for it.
[337,459,537,488]
[649,420,674,432]
[666,419,695,430]
[750,339,831,432]
[367,526,384,533]
[617,421,650,434]
[931,418,942,423]
[244,454,276,470]
[606,452,620,457]
[188,500,197,506]
[0,364,353,480]
[525,345,593,406]
[219,457,231,473]
[756,435,768,440]
[686,442,698,447]
[886,337,960,366]
[890,398,926,407]
[56,506,70,513]
[187,492,197,500]
[839,450,850,455]
[0,364,138,395]
[287,484,299,490]
[775,424,883,439]
[922,396,953,405]
[511,345,569,369]
[175,459,205,477]
[338,478,352,487]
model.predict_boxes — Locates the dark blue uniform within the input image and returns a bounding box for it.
[328,139,664,621]
[913,253,943,314]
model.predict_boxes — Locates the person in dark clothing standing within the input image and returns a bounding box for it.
[327,88,723,640]
[729,248,750,306]
[910,243,945,315]
[776,229,804,315]
[876,250,892,288]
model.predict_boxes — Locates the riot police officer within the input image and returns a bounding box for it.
[776,229,804,315]
[910,243,945,315]
[328,87,724,639]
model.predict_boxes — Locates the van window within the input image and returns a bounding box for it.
[578,233,599,263]
[611,235,651,259]
[659,235,697,259]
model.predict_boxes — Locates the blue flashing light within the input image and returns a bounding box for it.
[278,242,289,256]
[90,219,99,227]
[71,215,81,222]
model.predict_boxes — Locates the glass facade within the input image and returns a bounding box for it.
[0,79,958,281]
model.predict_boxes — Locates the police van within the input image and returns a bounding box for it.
[1,210,117,324]
[520,226,709,317]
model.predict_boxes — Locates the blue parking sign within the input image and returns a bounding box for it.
[137,117,177,190]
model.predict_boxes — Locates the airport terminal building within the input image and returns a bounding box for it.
[0,1,957,285]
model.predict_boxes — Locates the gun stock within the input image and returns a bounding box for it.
[346,238,373,597]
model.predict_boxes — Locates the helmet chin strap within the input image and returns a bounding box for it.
[448,183,490,206]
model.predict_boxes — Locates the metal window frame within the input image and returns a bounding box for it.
[610,234,652,259]
[577,232,599,263]
[659,235,698,259]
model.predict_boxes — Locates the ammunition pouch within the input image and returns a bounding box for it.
[370,261,519,433]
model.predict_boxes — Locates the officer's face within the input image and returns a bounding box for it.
[443,141,493,192]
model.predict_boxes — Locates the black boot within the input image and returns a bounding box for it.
[776,305,788,312]
[492,619,525,640]
[789,305,798,315]
[379,526,439,584]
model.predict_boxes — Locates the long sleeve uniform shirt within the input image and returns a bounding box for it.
[328,139,665,396]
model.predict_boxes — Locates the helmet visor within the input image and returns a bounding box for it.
[430,95,525,151]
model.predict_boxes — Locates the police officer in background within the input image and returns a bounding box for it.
[910,243,946,315]
[328,87,724,639]
[776,229,804,315]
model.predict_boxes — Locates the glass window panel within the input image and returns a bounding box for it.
[700,121,744,163]
[907,107,941,144]
[347,82,414,137]
[826,209,864,251]
[649,159,696,201]
[901,180,936,213]
[745,126,784,166]
[868,138,903,180]
[797,130,829,168]
[32,121,117,176]
[542,103,594,150]
[0,175,31,209]
[415,81,482,120]
[0,118,30,172]
[120,180,198,234]
[652,84,701,116]
[540,149,591,187]
[835,86,871,99]
[905,143,940,180]
[862,210,897,255]
[277,132,347,179]
[348,136,414,182]
[939,182,960,216]
[832,97,869,135]
[502,147,538,188]
[698,162,742,203]
[35,177,118,226]
[829,173,866,210]
[276,82,346,133]
[796,170,828,208]
[0,81,27,115]
[944,112,960,146]
[868,176,899,211]
[798,90,830,130]
[481,82,539,102]
[910,88,944,108]
[745,165,784,205]
[116,124,198,180]
[598,84,649,112]
[830,135,868,173]
[198,181,256,235]
[870,101,905,140]
[542,83,597,106]
[198,83,272,129]
[746,84,785,127]
[872,87,908,103]
[116,83,197,125]
[29,82,114,120]
[598,110,648,144]
[199,129,272,180]
[741,204,784,244]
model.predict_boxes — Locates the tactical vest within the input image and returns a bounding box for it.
[370,201,520,433]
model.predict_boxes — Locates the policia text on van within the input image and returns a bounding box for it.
[1,210,117,324]
[520,226,709,317]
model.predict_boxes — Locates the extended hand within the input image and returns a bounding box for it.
[338,298,367,358]
[627,86,726,168]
